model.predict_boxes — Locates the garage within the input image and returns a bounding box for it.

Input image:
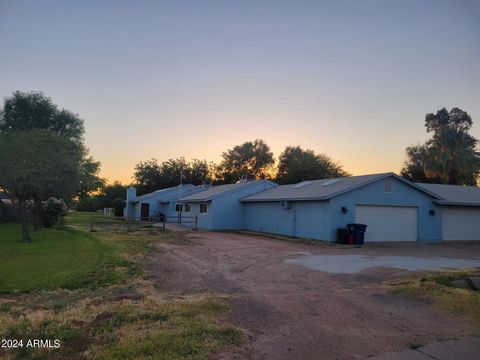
[442,208,480,241]
[417,183,480,241]
[355,205,418,242]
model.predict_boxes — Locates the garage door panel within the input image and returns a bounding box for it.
[443,208,480,241]
[355,206,417,242]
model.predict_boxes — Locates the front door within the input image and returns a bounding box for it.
[141,203,150,221]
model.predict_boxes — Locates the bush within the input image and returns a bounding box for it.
[76,196,99,212]
[41,198,67,227]
[112,198,125,217]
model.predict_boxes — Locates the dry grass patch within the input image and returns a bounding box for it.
[387,269,480,328]
[0,213,244,359]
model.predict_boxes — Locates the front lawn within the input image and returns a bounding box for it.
[0,213,244,359]
[0,221,116,293]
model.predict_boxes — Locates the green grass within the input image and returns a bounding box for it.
[0,222,118,293]
[388,269,480,328]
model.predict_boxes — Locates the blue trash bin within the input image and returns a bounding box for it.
[347,224,367,245]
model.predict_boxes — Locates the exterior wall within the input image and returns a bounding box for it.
[242,177,441,242]
[183,181,277,230]
[127,185,205,221]
[242,201,330,240]
[329,178,442,242]
[185,202,213,229]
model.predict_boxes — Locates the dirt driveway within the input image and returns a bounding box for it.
[149,232,480,360]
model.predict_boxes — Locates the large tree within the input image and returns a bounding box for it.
[217,139,275,183]
[0,130,82,241]
[0,92,104,198]
[401,107,480,185]
[276,146,349,184]
[77,149,106,198]
[0,91,84,144]
[0,91,102,233]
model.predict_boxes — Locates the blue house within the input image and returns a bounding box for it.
[125,184,206,221]
[416,183,480,241]
[178,179,277,230]
[241,173,445,242]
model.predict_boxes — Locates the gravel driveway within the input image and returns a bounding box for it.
[149,231,480,360]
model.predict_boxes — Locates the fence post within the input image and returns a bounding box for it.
[127,220,132,232]
[194,215,198,231]
[179,212,182,224]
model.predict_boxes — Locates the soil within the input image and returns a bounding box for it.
[148,232,480,360]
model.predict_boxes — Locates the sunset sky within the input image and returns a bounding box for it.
[1,0,479,184]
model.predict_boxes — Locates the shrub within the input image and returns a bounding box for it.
[113,198,125,217]
[41,197,67,227]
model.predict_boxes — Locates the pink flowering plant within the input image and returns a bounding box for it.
[40,197,68,227]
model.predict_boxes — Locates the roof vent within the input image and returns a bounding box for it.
[237,174,256,183]
[295,181,312,189]
[322,179,342,186]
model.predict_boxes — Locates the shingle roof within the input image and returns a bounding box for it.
[241,173,438,202]
[416,183,480,206]
[178,180,277,202]
[132,184,200,202]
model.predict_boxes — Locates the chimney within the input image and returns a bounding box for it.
[125,187,137,220]
[126,187,137,201]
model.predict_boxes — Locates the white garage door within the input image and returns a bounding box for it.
[443,208,480,241]
[355,205,418,242]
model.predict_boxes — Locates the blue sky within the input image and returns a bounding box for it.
[1,0,479,183]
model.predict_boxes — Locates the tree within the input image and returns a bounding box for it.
[401,107,480,185]
[77,150,106,198]
[0,130,82,241]
[217,139,275,183]
[0,91,103,229]
[400,145,441,183]
[133,159,164,195]
[185,159,212,185]
[133,158,213,194]
[276,146,350,184]
[96,181,128,209]
[0,91,84,144]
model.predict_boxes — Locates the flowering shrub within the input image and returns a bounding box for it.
[40,197,67,227]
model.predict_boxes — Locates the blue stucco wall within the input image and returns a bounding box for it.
[128,185,204,221]
[211,182,276,230]
[329,177,442,241]
[242,200,330,240]
[242,176,442,242]
[184,181,277,230]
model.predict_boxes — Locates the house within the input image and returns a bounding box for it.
[178,179,277,230]
[416,183,480,241]
[124,184,206,221]
[241,173,444,242]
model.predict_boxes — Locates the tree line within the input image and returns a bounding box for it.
[1,91,479,242]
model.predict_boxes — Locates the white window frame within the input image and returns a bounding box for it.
[200,203,208,213]
[184,204,191,213]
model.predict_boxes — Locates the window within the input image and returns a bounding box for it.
[184,204,191,213]
[384,180,392,193]
[200,203,208,213]
[175,204,183,212]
